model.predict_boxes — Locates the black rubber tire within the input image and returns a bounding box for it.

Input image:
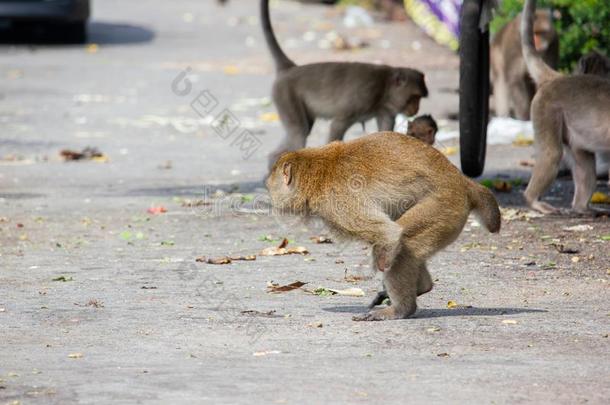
[60,21,87,44]
[459,0,490,178]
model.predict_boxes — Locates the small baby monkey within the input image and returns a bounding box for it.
[267,132,501,321]
[406,115,438,145]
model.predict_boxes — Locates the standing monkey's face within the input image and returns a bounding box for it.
[388,69,428,117]
[404,95,421,117]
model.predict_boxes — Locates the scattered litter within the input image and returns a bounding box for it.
[551,244,580,254]
[344,270,366,283]
[446,300,458,309]
[563,224,594,232]
[158,160,173,170]
[253,350,281,357]
[487,117,534,145]
[86,43,99,53]
[68,353,84,359]
[426,326,441,333]
[343,6,374,28]
[196,255,256,264]
[240,310,277,318]
[60,147,108,162]
[223,65,241,75]
[181,199,212,208]
[259,112,279,122]
[512,134,534,147]
[501,208,543,222]
[502,319,518,325]
[147,206,167,215]
[440,146,458,156]
[437,352,450,358]
[260,238,309,256]
[310,287,365,297]
[310,236,333,244]
[591,192,610,204]
[308,322,324,328]
[267,281,307,293]
[141,286,158,290]
[52,276,73,282]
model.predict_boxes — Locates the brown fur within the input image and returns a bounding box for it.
[490,10,558,120]
[266,133,501,320]
[261,0,428,169]
[521,0,610,214]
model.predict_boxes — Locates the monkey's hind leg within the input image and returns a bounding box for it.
[355,197,468,321]
[367,265,432,309]
[524,109,564,214]
[570,148,597,213]
[355,248,419,321]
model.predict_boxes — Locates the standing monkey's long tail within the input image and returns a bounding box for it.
[261,0,297,72]
[520,0,561,86]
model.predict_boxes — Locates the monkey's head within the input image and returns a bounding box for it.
[388,68,428,117]
[532,10,556,51]
[407,115,438,145]
[577,51,610,78]
[266,154,308,215]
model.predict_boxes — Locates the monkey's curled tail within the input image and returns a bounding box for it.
[261,0,296,72]
[520,0,561,86]
[468,182,501,233]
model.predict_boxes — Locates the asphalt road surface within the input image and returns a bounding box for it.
[1,1,609,404]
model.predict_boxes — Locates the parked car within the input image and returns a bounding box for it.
[0,0,90,43]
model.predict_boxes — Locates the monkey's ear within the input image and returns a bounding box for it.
[282,162,292,186]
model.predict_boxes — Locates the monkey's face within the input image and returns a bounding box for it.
[404,95,421,117]
[266,161,302,214]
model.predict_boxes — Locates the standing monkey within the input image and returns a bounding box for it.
[266,133,501,320]
[490,10,558,120]
[261,0,428,169]
[521,0,610,214]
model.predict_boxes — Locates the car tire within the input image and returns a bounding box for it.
[459,0,490,178]
[61,21,87,44]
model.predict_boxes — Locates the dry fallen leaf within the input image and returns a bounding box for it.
[267,281,307,293]
[260,238,309,256]
[196,255,256,264]
[446,300,458,309]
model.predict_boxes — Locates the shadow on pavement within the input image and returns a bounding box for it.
[0,21,154,45]
[323,305,546,318]
[124,181,265,197]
